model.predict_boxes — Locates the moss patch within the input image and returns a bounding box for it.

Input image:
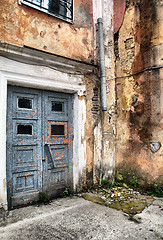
[82,193,108,206]
[82,187,154,215]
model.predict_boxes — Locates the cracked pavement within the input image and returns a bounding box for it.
[0,196,163,240]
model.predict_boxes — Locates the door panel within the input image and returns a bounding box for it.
[12,91,39,120]
[43,91,73,198]
[7,86,42,208]
[7,86,73,208]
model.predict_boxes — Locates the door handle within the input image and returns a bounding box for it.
[45,143,56,168]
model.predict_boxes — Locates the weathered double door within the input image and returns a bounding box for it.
[7,86,73,208]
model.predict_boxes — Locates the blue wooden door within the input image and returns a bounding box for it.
[43,91,73,199]
[7,86,73,208]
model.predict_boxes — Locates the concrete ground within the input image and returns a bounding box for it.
[0,196,162,240]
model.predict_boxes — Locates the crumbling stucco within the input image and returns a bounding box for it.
[115,0,163,188]
[0,0,94,63]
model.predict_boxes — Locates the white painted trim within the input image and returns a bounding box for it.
[0,74,7,210]
[73,94,86,188]
[0,56,85,95]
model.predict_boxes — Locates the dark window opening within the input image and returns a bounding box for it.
[20,0,73,21]
[51,102,63,112]
[18,98,32,109]
[17,125,33,135]
[49,0,67,17]
[51,125,64,136]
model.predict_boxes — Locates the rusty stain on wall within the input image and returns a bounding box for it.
[115,0,163,188]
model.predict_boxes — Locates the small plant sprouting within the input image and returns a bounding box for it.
[155,184,163,197]
[132,176,138,189]
[62,187,73,197]
[113,181,122,187]
[108,181,113,189]
[101,178,109,186]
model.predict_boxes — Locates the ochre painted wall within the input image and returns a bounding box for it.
[114,0,163,189]
[0,0,94,63]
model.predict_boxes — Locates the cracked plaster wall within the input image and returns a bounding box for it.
[114,0,163,188]
[0,0,94,64]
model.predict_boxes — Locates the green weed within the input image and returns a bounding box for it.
[101,178,108,186]
[61,187,73,197]
[132,176,138,189]
[154,184,163,197]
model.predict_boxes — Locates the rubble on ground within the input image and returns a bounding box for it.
[82,186,154,215]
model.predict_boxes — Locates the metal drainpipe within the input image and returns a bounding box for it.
[97,18,107,111]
